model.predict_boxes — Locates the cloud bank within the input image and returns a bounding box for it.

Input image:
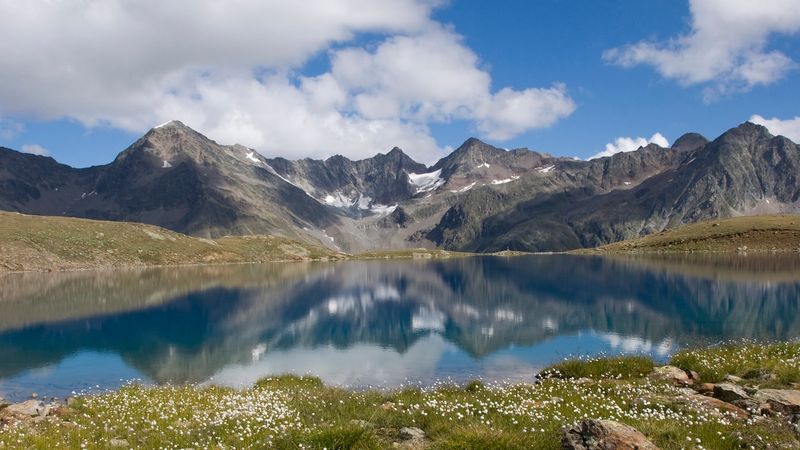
[604,0,800,99]
[590,133,669,160]
[0,0,575,161]
[750,115,800,142]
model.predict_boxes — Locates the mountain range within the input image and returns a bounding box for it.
[1,120,798,252]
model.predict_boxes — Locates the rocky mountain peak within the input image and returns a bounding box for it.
[717,121,773,144]
[455,137,502,156]
[671,132,708,152]
[434,138,504,172]
[121,121,225,166]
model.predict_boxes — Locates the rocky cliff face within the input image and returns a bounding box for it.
[0,121,798,251]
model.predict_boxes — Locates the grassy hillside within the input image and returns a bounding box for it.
[0,211,345,272]
[583,214,800,254]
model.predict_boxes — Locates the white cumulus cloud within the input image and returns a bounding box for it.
[21,144,50,156]
[750,115,800,142]
[0,0,576,162]
[603,0,800,99]
[590,133,670,160]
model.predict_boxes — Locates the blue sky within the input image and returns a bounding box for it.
[0,0,798,167]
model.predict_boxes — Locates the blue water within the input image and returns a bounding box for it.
[1,254,798,401]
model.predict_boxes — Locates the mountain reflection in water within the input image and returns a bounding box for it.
[0,254,798,400]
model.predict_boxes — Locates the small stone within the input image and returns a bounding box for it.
[109,438,130,448]
[724,374,743,383]
[562,419,660,450]
[713,383,750,403]
[399,427,426,440]
[30,393,38,399]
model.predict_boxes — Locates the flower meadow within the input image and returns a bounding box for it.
[1,343,799,449]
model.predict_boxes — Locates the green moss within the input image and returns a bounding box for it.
[541,356,655,380]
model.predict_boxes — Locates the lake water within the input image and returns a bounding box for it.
[1,254,799,401]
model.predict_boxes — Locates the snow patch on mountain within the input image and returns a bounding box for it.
[356,195,371,210]
[491,175,520,185]
[407,169,445,194]
[536,165,555,173]
[323,192,358,208]
[245,151,260,163]
[476,162,491,169]
[154,120,177,129]
[450,182,477,193]
[370,203,398,217]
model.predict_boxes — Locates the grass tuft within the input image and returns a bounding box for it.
[670,341,800,385]
[255,374,325,390]
[541,355,654,380]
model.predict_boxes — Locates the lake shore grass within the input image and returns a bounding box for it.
[2,342,799,449]
[578,214,800,254]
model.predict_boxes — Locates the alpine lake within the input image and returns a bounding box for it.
[1,254,799,401]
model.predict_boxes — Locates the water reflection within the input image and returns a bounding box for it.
[0,255,799,400]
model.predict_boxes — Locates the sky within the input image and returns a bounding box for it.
[0,0,798,167]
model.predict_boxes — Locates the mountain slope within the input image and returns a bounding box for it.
[427,122,800,252]
[0,121,798,252]
[581,214,800,253]
[0,211,343,272]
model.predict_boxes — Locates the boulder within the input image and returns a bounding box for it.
[650,366,690,385]
[4,400,49,417]
[399,427,426,440]
[681,394,748,419]
[752,389,800,416]
[713,383,750,403]
[724,375,743,383]
[562,419,660,450]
